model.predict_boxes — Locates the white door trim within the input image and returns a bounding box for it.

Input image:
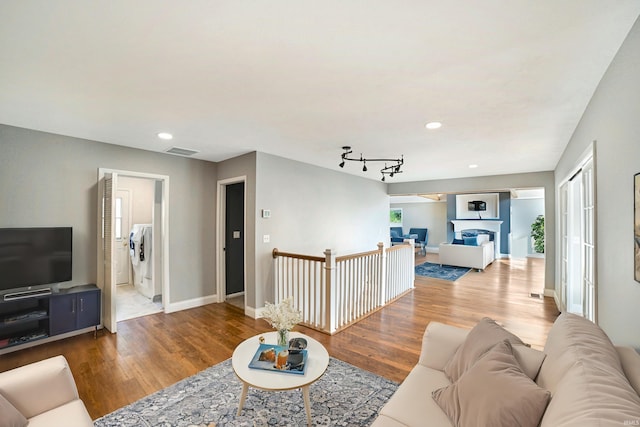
[97,168,170,331]
[216,176,247,308]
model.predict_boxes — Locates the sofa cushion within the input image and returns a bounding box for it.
[617,346,640,396]
[0,393,27,427]
[463,236,478,246]
[26,400,93,427]
[443,317,525,382]
[433,340,550,427]
[538,313,640,426]
[512,344,546,380]
[375,365,453,427]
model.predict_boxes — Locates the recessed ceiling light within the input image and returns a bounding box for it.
[425,122,442,130]
[157,132,173,140]
[469,164,479,169]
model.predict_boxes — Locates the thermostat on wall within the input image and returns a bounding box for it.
[262,209,271,218]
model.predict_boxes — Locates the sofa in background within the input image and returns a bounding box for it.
[439,234,494,270]
[0,355,93,427]
[372,313,640,427]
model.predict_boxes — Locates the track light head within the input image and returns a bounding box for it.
[339,161,345,168]
[362,162,367,172]
[381,176,386,182]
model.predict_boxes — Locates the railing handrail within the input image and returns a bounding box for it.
[272,248,325,262]
[336,248,381,262]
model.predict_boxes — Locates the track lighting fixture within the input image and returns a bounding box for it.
[339,146,404,181]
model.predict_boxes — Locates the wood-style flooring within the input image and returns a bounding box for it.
[0,253,559,420]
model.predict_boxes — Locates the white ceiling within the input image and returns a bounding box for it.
[1,1,639,183]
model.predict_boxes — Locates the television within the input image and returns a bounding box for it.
[468,200,487,211]
[0,227,72,300]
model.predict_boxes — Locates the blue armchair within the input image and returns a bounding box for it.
[390,227,405,244]
[408,228,428,247]
[390,227,428,248]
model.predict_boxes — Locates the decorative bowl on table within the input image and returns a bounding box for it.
[288,337,307,353]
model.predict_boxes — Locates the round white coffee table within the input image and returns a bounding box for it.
[232,331,329,427]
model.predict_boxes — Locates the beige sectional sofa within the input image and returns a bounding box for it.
[0,355,93,427]
[372,313,640,427]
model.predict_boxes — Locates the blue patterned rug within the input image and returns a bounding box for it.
[415,262,471,281]
[94,357,397,427]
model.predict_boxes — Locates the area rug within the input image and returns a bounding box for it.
[415,262,471,281]
[94,357,397,427]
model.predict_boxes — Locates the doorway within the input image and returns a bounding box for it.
[216,176,247,311]
[97,169,170,333]
[115,176,163,322]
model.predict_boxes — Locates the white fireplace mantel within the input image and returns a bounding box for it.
[451,220,504,256]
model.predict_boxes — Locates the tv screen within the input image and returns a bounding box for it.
[0,227,72,293]
[468,201,487,211]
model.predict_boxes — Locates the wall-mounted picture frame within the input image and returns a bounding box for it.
[390,208,402,225]
[635,173,640,282]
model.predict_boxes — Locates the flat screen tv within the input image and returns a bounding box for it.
[0,227,72,300]
[468,200,487,211]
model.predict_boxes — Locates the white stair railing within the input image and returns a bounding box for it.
[272,242,414,334]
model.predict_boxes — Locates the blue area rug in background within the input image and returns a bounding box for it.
[415,262,471,281]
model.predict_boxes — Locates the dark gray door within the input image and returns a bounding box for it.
[225,182,245,296]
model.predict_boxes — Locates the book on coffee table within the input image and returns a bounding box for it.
[248,343,308,375]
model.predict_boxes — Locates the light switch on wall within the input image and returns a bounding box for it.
[263,235,270,243]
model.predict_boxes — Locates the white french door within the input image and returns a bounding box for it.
[559,153,596,322]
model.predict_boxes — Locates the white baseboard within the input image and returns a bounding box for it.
[247,306,263,319]
[165,294,218,314]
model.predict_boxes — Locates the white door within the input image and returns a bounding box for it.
[562,154,596,321]
[581,159,596,321]
[114,189,131,285]
[567,173,583,315]
[102,172,118,333]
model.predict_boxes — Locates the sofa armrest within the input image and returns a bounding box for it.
[418,322,470,370]
[0,355,80,419]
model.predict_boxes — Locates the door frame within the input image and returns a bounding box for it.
[216,176,247,307]
[97,168,170,333]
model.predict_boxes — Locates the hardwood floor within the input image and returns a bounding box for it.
[0,253,559,420]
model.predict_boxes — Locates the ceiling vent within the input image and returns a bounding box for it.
[165,147,199,156]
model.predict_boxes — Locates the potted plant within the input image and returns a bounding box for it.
[531,215,545,253]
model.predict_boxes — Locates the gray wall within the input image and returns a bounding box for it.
[389,201,447,249]
[0,125,218,304]
[389,171,556,290]
[255,152,390,307]
[511,198,545,257]
[216,152,258,308]
[554,17,640,347]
